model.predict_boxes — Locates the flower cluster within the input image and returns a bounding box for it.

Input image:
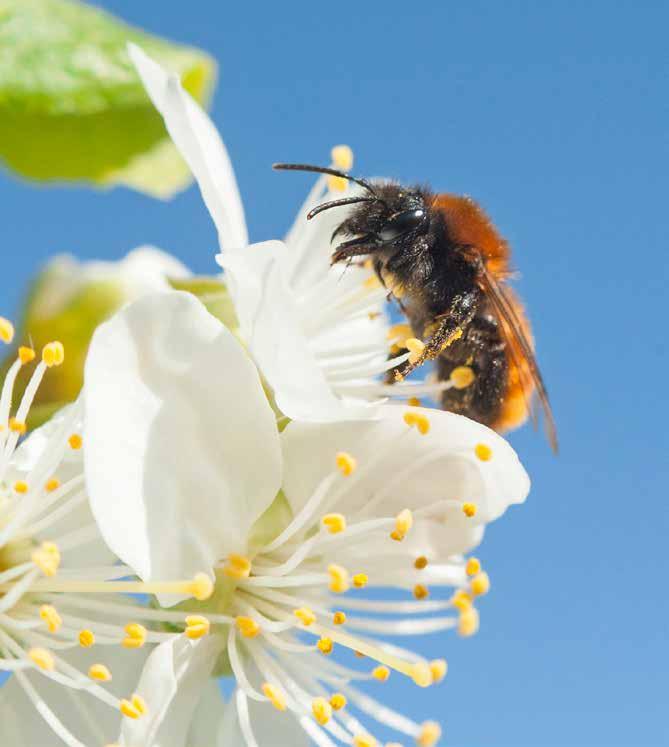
[0,45,530,747]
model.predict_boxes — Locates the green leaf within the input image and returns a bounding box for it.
[0,0,216,198]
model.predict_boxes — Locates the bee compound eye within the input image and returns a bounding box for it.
[379,209,426,242]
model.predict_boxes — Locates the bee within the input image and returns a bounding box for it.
[274,163,558,452]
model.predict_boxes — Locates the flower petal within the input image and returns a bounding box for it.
[128,43,248,251]
[84,291,282,599]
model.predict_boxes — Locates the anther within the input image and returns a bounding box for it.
[414,556,428,570]
[471,571,490,597]
[68,433,83,450]
[331,144,353,171]
[466,557,481,576]
[407,396,422,407]
[29,648,55,671]
[191,572,214,600]
[9,418,27,434]
[335,451,357,476]
[79,629,95,648]
[0,317,15,344]
[132,695,147,716]
[222,554,251,580]
[42,341,65,367]
[450,365,475,389]
[293,607,317,626]
[475,443,493,461]
[410,661,433,688]
[39,604,62,633]
[18,346,35,364]
[120,698,144,720]
[45,478,60,492]
[413,584,429,600]
[333,611,346,625]
[353,573,368,588]
[185,615,210,639]
[330,692,347,710]
[391,508,413,541]
[122,623,147,649]
[312,696,333,725]
[13,480,28,494]
[417,721,442,747]
[32,542,60,576]
[462,502,477,518]
[372,665,390,681]
[322,513,347,534]
[405,338,425,364]
[89,664,112,681]
[236,616,261,638]
[458,607,480,637]
[387,323,412,344]
[262,682,287,711]
[429,659,448,683]
[403,410,430,434]
[451,590,472,612]
[317,637,334,655]
[328,563,350,593]
[353,733,378,747]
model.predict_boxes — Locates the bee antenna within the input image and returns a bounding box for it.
[307,195,378,220]
[273,162,378,197]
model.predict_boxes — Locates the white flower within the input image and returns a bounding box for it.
[128,44,439,423]
[84,291,529,747]
[0,320,215,747]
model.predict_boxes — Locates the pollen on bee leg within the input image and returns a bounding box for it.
[32,542,61,576]
[39,604,62,633]
[222,554,251,580]
[42,341,65,367]
[475,443,493,461]
[0,317,15,344]
[236,616,261,638]
[29,648,55,671]
[18,346,35,364]
[335,451,357,476]
[89,663,112,681]
[391,508,413,541]
[417,721,442,747]
[185,615,210,639]
[122,623,147,649]
[293,607,317,626]
[450,365,475,389]
[406,338,426,364]
[471,571,490,597]
[312,696,333,725]
[322,513,347,534]
[429,659,448,683]
[328,563,350,593]
[262,682,287,711]
[462,502,477,518]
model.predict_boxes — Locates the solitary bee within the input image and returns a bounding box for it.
[274,163,558,452]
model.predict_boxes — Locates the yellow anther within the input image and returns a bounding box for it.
[355,650,366,658]
[328,563,350,593]
[417,721,442,747]
[335,451,357,476]
[188,572,214,600]
[262,682,287,711]
[372,665,390,681]
[405,338,425,364]
[391,508,413,541]
[185,615,210,639]
[79,629,95,648]
[413,584,429,600]
[89,663,112,681]
[331,144,353,171]
[471,571,490,597]
[429,659,448,683]
[39,604,62,633]
[451,590,473,612]
[475,443,493,461]
[222,554,251,580]
[407,396,422,407]
[414,555,428,570]
[32,542,60,576]
[462,502,477,518]
[13,480,28,494]
[0,317,15,344]
[312,696,333,725]
[322,513,347,534]
[131,694,148,716]
[120,699,142,720]
[333,611,347,625]
[42,341,65,367]
[317,637,334,655]
[330,692,347,710]
[68,433,83,450]
[236,616,261,638]
[293,607,317,626]
[410,661,433,688]
[122,623,147,649]
[9,418,27,434]
[403,410,430,434]
[45,478,61,493]
[458,607,480,637]
[18,346,35,364]
[450,365,476,389]
[29,648,55,671]
[387,323,412,343]
[466,557,481,576]
[353,733,377,747]
[353,573,368,589]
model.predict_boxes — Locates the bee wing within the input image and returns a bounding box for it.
[478,264,559,453]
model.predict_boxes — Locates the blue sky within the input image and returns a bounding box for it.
[1,1,667,745]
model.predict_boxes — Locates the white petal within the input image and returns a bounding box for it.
[187,679,225,747]
[84,291,282,600]
[120,636,223,747]
[219,242,377,421]
[128,44,248,251]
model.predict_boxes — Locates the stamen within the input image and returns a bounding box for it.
[410,661,433,688]
[353,573,368,589]
[42,342,65,368]
[336,452,357,476]
[331,144,353,171]
[18,346,35,364]
[132,694,148,715]
[413,584,429,600]
[328,564,350,593]
[451,590,472,612]
[403,410,430,435]
[317,637,334,655]
[39,604,62,633]
[353,733,377,747]
[470,572,490,597]
[391,508,413,541]
[13,480,29,494]
[458,607,480,637]
[312,696,333,725]
[405,338,425,364]
[372,666,390,682]
[68,433,83,450]
[29,647,55,671]
[330,692,347,710]
[120,698,143,720]
[466,557,481,576]
[32,542,61,577]
[322,513,347,534]
[429,659,448,683]
[9,418,27,434]
[387,323,412,345]
[236,616,261,638]
[223,554,252,579]
[475,443,493,461]
[293,607,317,626]
[333,611,347,625]
[185,615,210,639]
[414,556,428,570]
[462,502,477,518]
[45,478,61,492]
[262,682,287,711]
[417,721,442,747]
[89,664,112,681]
[450,365,475,389]
[79,630,95,648]
[122,623,147,649]
[0,317,15,344]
